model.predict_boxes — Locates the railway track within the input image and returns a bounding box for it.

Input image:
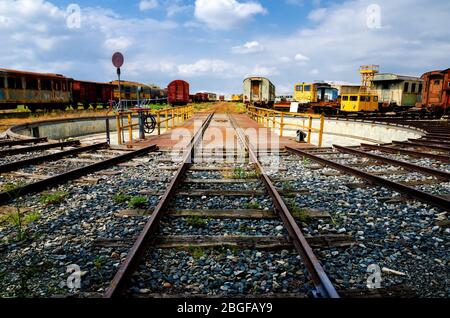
[0,110,447,298]
[104,111,340,298]
[0,138,157,203]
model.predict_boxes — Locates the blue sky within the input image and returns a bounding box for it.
[0,0,449,94]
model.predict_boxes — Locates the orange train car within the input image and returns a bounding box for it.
[419,68,450,115]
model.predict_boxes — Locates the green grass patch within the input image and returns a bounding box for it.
[39,191,69,206]
[128,196,148,209]
[186,216,208,228]
[113,193,131,204]
[244,201,260,209]
[1,210,40,241]
[284,198,311,224]
[187,246,206,259]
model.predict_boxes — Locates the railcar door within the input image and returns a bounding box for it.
[251,80,261,101]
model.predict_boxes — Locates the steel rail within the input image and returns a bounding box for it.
[333,145,450,181]
[0,142,108,173]
[287,147,450,211]
[359,143,450,163]
[392,140,450,152]
[0,144,158,203]
[420,137,450,143]
[228,113,339,298]
[425,134,450,138]
[0,137,48,147]
[410,138,450,146]
[104,112,215,298]
[0,140,80,157]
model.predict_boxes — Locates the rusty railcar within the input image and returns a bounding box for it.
[0,69,71,111]
[243,77,276,108]
[72,80,113,109]
[167,80,189,105]
[419,68,450,116]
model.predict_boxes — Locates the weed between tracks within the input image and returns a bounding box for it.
[284,198,311,224]
[39,191,69,206]
[186,216,208,228]
[0,182,41,241]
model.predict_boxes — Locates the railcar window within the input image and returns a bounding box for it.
[26,78,38,90]
[304,85,311,92]
[374,96,379,102]
[434,80,440,85]
[41,79,52,91]
[418,84,423,92]
[8,77,23,89]
[404,82,409,93]
[295,85,303,92]
[342,96,349,101]
[411,83,416,93]
[0,77,4,89]
[53,81,61,91]
[350,96,358,101]
[382,83,389,90]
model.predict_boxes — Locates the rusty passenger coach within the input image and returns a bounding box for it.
[243,77,276,108]
[0,69,71,111]
[419,68,450,115]
[72,80,113,110]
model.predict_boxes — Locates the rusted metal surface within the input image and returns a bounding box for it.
[0,144,157,203]
[229,114,339,298]
[104,113,214,298]
[0,142,108,173]
[0,137,47,147]
[0,140,80,157]
[408,138,450,147]
[360,143,450,163]
[167,80,189,106]
[333,144,450,180]
[392,140,450,152]
[287,146,450,211]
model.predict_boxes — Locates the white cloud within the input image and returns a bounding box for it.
[247,66,278,77]
[194,0,266,30]
[308,8,327,21]
[232,41,264,54]
[104,36,134,51]
[139,0,158,11]
[166,0,192,17]
[309,69,319,75]
[294,53,310,61]
[178,59,231,76]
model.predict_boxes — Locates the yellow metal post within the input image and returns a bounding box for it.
[318,115,325,147]
[128,113,133,145]
[280,112,284,137]
[165,109,169,131]
[172,109,175,128]
[157,112,161,135]
[307,116,313,144]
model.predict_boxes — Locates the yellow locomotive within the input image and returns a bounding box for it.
[340,65,380,112]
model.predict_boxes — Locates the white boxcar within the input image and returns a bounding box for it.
[243,77,276,108]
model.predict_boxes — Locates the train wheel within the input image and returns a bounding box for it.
[28,105,38,113]
[83,103,90,110]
